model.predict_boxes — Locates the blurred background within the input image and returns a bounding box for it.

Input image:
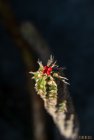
[0,0,94,139]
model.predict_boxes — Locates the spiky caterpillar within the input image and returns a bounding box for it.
[30,56,79,140]
[30,56,69,111]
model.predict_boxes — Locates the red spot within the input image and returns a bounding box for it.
[43,66,52,75]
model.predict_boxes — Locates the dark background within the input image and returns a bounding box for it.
[0,0,94,139]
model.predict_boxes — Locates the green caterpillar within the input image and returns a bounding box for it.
[30,55,69,111]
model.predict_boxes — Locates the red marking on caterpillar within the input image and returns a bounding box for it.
[43,66,52,75]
